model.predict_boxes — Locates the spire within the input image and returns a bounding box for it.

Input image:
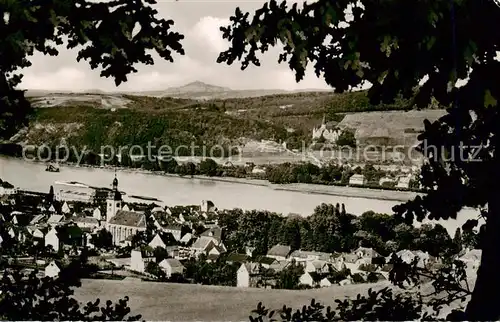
[112,171,118,190]
[322,114,326,126]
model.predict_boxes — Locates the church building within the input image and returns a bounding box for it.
[312,115,341,143]
[105,175,147,245]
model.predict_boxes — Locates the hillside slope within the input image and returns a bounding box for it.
[14,86,446,156]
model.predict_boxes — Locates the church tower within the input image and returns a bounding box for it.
[106,172,122,223]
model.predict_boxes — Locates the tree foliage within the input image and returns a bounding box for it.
[0,0,184,139]
[0,267,142,321]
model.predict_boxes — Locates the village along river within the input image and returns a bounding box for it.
[0,156,479,234]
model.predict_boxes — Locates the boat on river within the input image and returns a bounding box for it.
[45,164,60,172]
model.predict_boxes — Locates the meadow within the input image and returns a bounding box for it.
[74,279,392,320]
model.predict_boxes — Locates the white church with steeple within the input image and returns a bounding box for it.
[104,174,147,245]
[106,173,122,223]
[312,114,341,143]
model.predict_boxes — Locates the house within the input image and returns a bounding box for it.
[180,233,193,244]
[200,200,216,214]
[148,232,176,249]
[206,244,226,262]
[254,256,278,269]
[267,244,291,261]
[93,207,103,220]
[237,263,261,288]
[190,235,225,257]
[355,247,380,260]
[396,249,430,268]
[31,227,46,239]
[269,260,291,273]
[289,250,332,262]
[11,213,32,226]
[333,253,356,271]
[203,220,219,229]
[251,166,266,175]
[48,204,56,213]
[73,216,100,230]
[379,177,395,186]
[45,261,61,278]
[61,202,71,214]
[122,204,130,212]
[106,210,147,245]
[299,272,321,287]
[245,246,256,257]
[225,253,250,265]
[396,175,411,189]
[32,227,48,244]
[45,227,61,252]
[159,258,185,278]
[0,181,16,195]
[163,225,183,241]
[165,245,191,260]
[30,214,46,226]
[129,248,154,273]
[8,226,27,243]
[339,277,353,286]
[200,226,222,243]
[305,260,330,274]
[320,277,337,287]
[47,214,64,226]
[349,174,366,186]
[151,206,164,213]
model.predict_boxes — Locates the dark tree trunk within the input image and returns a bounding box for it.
[465,196,500,320]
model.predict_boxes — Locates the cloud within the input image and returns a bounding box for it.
[189,16,230,54]
[19,1,331,92]
[22,67,88,90]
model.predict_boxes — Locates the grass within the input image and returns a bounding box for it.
[74,279,392,320]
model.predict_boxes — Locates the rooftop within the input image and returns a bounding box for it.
[109,210,146,228]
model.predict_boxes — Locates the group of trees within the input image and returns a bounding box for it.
[266,162,412,190]
[219,204,478,259]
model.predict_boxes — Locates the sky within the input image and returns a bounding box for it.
[20,0,334,92]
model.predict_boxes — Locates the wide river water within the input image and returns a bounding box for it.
[0,157,480,234]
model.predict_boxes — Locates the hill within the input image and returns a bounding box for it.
[11,83,446,157]
[25,81,331,100]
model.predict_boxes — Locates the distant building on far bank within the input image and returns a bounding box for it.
[53,181,114,204]
[312,115,340,143]
[349,174,366,186]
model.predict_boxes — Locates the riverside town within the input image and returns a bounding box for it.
[0,0,496,320]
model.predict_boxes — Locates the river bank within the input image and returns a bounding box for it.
[29,158,419,202]
[0,156,480,235]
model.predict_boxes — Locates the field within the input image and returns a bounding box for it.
[338,110,447,146]
[73,271,477,321]
[74,279,392,320]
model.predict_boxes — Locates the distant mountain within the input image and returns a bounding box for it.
[128,81,331,99]
[24,81,333,100]
[166,81,231,93]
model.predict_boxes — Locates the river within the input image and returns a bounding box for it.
[0,157,480,234]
